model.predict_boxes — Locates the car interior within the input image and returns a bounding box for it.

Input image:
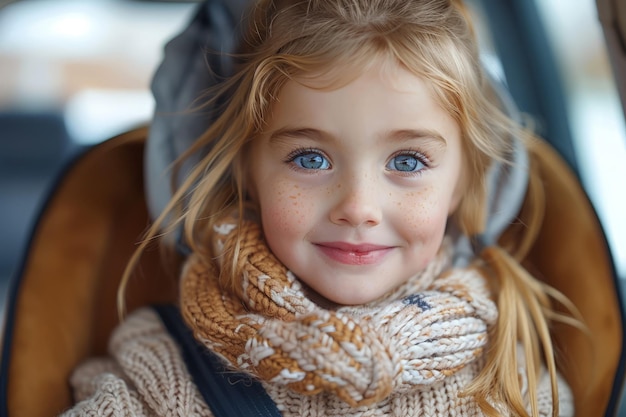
[0,0,625,415]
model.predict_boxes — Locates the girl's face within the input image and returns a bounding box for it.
[248,57,465,305]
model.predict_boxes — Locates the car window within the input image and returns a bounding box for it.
[534,0,626,283]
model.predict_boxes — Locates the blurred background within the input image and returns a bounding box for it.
[0,0,625,382]
[0,0,197,303]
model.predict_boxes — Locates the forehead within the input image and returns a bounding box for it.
[287,53,426,94]
[265,56,457,137]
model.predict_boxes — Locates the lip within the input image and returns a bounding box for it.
[314,242,394,265]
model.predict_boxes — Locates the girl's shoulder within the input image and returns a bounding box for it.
[62,307,212,417]
[111,306,170,345]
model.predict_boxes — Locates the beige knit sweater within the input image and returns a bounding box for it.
[61,308,573,417]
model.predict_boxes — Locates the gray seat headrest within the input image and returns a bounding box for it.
[145,0,248,228]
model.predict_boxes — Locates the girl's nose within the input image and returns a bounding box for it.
[329,176,382,228]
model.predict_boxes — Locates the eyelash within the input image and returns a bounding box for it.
[283,147,432,175]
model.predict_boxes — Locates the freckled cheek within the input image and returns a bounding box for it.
[260,185,317,238]
[394,189,450,238]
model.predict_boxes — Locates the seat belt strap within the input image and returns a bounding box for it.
[153,304,283,417]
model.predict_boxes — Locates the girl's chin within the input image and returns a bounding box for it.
[300,280,393,308]
[302,285,342,310]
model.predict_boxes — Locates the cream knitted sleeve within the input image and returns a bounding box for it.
[60,308,213,417]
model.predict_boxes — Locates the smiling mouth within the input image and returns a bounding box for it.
[314,242,393,265]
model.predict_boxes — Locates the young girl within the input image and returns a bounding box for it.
[62,0,577,415]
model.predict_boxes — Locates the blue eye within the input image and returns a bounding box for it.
[387,154,425,172]
[291,152,331,170]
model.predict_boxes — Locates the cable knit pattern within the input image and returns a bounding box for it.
[180,217,497,406]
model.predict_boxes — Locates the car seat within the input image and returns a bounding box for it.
[1,1,624,416]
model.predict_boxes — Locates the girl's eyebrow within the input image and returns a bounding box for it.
[387,129,448,148]
[268,127,329,143]
[268,127,448,147]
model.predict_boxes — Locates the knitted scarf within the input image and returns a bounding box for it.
[180,216,498,407]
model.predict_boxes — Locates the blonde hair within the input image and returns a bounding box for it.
[120,1,580,415]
